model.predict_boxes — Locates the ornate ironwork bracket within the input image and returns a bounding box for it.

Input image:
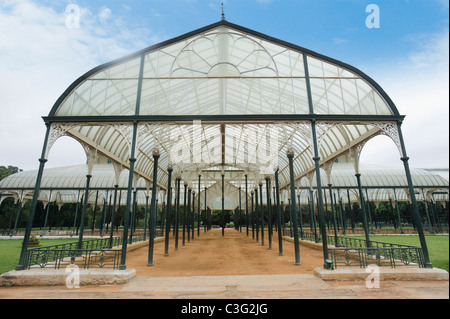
[45,124,77,158]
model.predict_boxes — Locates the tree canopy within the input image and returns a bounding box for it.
[0,165,22,181]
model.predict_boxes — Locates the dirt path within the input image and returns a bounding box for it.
[126,228,325,277]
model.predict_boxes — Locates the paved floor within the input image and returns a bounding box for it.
[0,229,448,300]
[0,273,448,299]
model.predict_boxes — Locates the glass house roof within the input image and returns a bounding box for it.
[33,20,419,200]
[1,163,448,209]
[51,21,398,118]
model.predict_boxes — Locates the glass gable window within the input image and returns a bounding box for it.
[53,23,396,118]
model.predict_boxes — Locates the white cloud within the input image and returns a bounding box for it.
[332,37,349,45]
[98,7,112,25]
[0,0,160,170]
[360,29,449,169]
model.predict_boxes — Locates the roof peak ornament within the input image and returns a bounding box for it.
[221,2,226,21]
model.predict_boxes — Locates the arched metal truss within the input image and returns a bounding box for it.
[4,19,447,271]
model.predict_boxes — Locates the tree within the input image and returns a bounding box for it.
[0,165,22,181]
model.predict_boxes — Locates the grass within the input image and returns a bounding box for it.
[0,238,78,275]
[1,234,448,275]
[345,234,449,272]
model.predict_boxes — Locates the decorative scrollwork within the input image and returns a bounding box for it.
[45,124,78,158]
[372,122,404,157]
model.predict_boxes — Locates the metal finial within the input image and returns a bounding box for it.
[221,2,226,21]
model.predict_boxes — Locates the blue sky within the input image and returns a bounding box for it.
[0,0,448,171]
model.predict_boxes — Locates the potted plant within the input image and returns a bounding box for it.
[27,233,40,247]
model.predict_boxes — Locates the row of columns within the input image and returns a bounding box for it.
[15,120,434,270]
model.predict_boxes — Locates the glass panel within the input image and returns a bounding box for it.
[260,78,281,114]
[56,93,74,116]
[292,78,309,114]
[88,80,108,116]
[341,78,360,115]
[92,69,109,80]
[272,49,292,77]
[109,63,125,79]
[71,80,92,116]
[140,78,156,115]
[155,50,175,78]
[239,78,261,114]
[322,61,339,78]
[307,56,324,77]
[278,77,295,114]
[373,92,392,115]
[356,79,377,115]
[325,78,345,114]
[289,51,305,77]
[104,79,123,115]
[124,57,142,79]
[143,51,158,78]
[338,67,355,78]
[119,80,138,115]
[310,78,328,114]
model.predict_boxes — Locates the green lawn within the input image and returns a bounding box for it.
[0,238,78,275]
[345,234,449,272]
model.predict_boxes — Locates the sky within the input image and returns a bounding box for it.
[0,0,448,172]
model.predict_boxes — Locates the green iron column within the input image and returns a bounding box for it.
[274,168,283,256]
[287,149,300,265]
[182,182,187,246]
[393,188,404,234]
[347,189,355,232]
[16,123,51,271]
[421,188,433,234]
[259,182,264,246]
[239,187,242,233]
[100,190,109,237]
[120,53,145,270]
[309,190,318,242]
[129,190,137,243]
[164,165,173,256]
[143,194,149,240]
[397,121,432,268]
[255,188,259,242]
[161,201,165,238]
[191,190,195,240]
[198,175,201,237]
[71,190,81,237]
[328,184,339,247]
[41,190,52,237]
[77,174,92,250]
[245,174,249,236]
[311,121,333,269]
[174,177,181,250]
[297,190,304,238]
[92,190,99,236]
[355,174,371,248]
[147,149,160,266]
[251,191,255,239]
[187,187,192,243]
[109,185,119,248]
[365,188,375,234]
[221,174,225,237]
[119,122,138,270]
[337,188,346,235]
[12,197,23,237]
[204,186,207,232]
[265,177,272,249]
